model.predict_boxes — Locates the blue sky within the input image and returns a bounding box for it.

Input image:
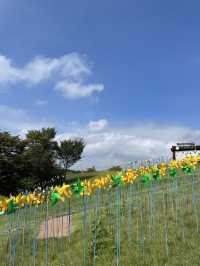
[1,0,200,169]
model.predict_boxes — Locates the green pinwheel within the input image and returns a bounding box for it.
[182,165,193,174]
[50,191,62,205]
[152,168,161,181]
[7,199,16,214]
[71,179,85,196]
[142,173,152,184]
[111,173,124,187]
[169,167,177,177]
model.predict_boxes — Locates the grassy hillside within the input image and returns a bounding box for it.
[1,170,200,265]
[64,169,118,183]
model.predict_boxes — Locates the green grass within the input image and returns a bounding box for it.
[64,169,117,184]
[1,171,200,265]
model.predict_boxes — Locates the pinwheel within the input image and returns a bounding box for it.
[7,199,16,214]
[15,194,27,208]
[152,168,161,181]
[0,155,200,216]
[57,184,72,198]
[169,167,177,177]
[123,169,137,183]
[71,179,85,196]
[142,173,152,184]
[182,165,193,174]
[111,173,124,187]
[0,199,8,213]
[50,191,63,205]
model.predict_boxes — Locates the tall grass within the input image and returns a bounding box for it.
[1,171,200,265]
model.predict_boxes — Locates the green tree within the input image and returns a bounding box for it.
[0,128,86,195]
[86,166,96,172]
[108,165,122,172]
[0,132,26,195]
[57,139,85,172]
[23,128,59,187]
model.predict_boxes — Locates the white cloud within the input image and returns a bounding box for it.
[0,105,52,135]
[55,81,104,99]
[1,105,199,170]
[0,53,104,99]
[35,99,48,106]
[88,119,108,131]
[0,55,20,84]
[57,123,200,170]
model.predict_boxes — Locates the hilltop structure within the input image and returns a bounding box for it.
[171,143,200,160]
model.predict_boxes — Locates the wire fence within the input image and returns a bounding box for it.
[1,171,200,265]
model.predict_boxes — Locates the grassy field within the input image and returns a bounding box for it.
[1,170,200,265]
[64,169,118,183]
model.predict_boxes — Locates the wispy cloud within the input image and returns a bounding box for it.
[57,122,200,170]
[55,81,104,100]
[88,119,108,131]
[0,105,52,135]
[1,108,198,170]
[0,53,104,99]
[35,99,48,106]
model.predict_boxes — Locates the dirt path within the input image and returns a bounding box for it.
[38,215,72,239]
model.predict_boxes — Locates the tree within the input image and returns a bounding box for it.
[23,128,59,187]
[108,165,122,172]
[57,139,85,172]
[0,128,86,195]
[86,166,96,172]
[0,131,26,195]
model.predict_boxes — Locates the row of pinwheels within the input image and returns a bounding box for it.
[0,155,199,216]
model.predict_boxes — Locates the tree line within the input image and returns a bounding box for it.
[0,127,85,196]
